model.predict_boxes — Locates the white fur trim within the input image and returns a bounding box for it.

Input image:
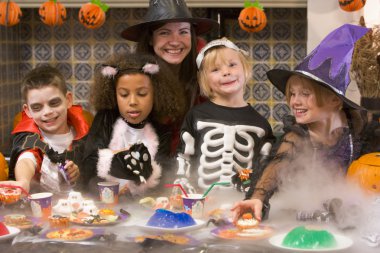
[98,117,161,195]
[97,149,114,179]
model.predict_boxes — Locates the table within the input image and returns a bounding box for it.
[1,194,379,253]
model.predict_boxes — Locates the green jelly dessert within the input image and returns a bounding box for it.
[282,226,337,249]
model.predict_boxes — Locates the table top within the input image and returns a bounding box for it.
[1,193,379,253]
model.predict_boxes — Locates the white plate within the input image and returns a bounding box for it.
[136,219,205,234]
[269,232,353,252]
[0,226,21,241]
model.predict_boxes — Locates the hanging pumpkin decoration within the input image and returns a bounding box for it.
[338,0,366,12]
[0,152,8,181]
[79,0,109,29]
[39,0,66,26]
[238,0,267,33]
[0,0,22,27]
[346,153,380,194]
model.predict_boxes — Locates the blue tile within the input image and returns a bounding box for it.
[19,63,33,78]
[54,22,71,41]
[54,43,71,60]
[22,8,33,21]
[133,8,147,19]
[113,43,132,54]
[74,43,91,60]
[294,43,306,61]
[20,23,32,41]
[231,22,249,40]
[294,8,306,20]
[252,82,270,101]
[294,22,306,40]
[273,22,291,40]
[113,22,130,39]
[273,86,286,101]
[110,8,130,21]
[74,63,92,81]
[35,43,52,61]
[73,22,91,40]
[272,8,291,19]
[56,62,73,79]
[252,43,270,61]
[94,43,111,61]
[273,103,290,122]
[75,82,90,100]
[34,24,52,41]
[252,63,270,81]
[273,43,291,61]
[94,25,111,41]
[20,44,32,60]
[252,25,271,40]
[253,103,271,119]
[235,42,249,53]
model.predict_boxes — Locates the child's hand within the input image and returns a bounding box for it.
[64,161,80,183]
[0,180,30,193]
[230,199,263,224]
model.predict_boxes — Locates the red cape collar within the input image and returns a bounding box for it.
[12,105,89,140]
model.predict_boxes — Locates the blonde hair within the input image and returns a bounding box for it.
[285,74,342,108]
[197,46,252,99]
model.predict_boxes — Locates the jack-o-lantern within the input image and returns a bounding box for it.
[78,0,109,29]
[339,0,366,12]
[0,152,8,181]
[238,0,267,33]
[347,153,380,194]
[39,0,66,26]
[0,0,22,27]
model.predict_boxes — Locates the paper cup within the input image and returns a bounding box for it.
[182,194,206,219]
[29,192,53,219]
[97,182,119,204]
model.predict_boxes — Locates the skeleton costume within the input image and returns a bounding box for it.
[9,105,89,193]
[177,100,274,192]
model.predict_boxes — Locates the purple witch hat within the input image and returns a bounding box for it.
[267,24,369,110]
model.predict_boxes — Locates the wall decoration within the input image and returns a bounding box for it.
[338,0,366,12]
[238,0,267,33]
[0,0,22,27]
[79,0,109,29]
[39,0,66,26]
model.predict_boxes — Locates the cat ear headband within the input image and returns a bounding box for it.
[101,62,160,78]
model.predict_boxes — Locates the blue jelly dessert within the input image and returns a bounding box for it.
[146,209,196,228]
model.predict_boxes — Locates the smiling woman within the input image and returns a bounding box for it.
[121,0,219,158]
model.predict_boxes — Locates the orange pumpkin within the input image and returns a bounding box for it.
[238,0,267,33]
[347,153,380,194]
[78,0,109,29]
[339,0,366,12]
[39,0,66,26]
[0,0,22,27]
[0,152,9,181]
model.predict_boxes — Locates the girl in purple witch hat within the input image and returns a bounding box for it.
[231,24,380,223]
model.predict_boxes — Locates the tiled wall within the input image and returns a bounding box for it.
[0,7,306,153]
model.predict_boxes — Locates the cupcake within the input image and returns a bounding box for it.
[236,213,259,230]
[49,215,70,228]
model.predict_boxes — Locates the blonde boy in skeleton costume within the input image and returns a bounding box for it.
[176,38,275,193]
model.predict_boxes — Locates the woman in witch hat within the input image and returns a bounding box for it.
[231,24,380,222]
[121,0,219,158]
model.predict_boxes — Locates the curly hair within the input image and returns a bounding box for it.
[91,52,187,122]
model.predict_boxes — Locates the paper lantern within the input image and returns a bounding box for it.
[238,0,267,33]
[0,0,22,27]
[339,0,366,12]
[78,0,109,29]
[39,0,67,26]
